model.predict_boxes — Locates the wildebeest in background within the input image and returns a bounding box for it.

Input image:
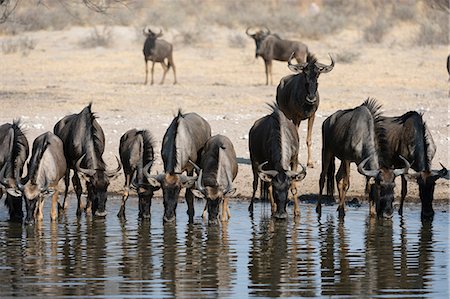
[118,129,158,219]
[143,27,177,85]
[145,110,211,223]
[246,26,308,85]
[317,99,410,219]
[0,120,29,221]
[5,132,66,224]
[379,111,449,220]
[191,134,238,225]
[54,103,121,217]
[248,104,306,219]
[276,52,334,168]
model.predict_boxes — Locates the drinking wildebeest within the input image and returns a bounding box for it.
[276,52,334,168]
[118,129,158,219]
[54,103,121,217]
[317,99,410,219]
[378,111,449,220]
[5,132,66,224]
[145,110,211,223]
[190,134,238,225]
[0,120,29,222]
[248,104,306,219]
[143,27,177,85]
[246,26,308,85]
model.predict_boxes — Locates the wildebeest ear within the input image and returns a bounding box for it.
[6,188,22,197]
[288,63,306,74]
[191,189,205,199]
[404,173,418,182]
[258,172,273,183]
[148,177,161,188]
[181,176,196,188]
[224,187,237,197]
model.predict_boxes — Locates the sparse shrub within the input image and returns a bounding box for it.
[391,3,416,22]
[1,37,36,56]
[228,33,247,48]
[334,50,360,64]
[79,26,113,48]
[177,29,204,46]
[415,8,448,46]
[363,18,390,43]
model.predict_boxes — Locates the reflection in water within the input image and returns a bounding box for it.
[0,198,447,297]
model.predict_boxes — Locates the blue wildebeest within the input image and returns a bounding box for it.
[317,99,410,219]
[5,132,66,224]
[276,52,334,168]
[378,111,449,220]
[145,110,211,223]
[248,104,306,219]
[118,129,158,219]
[246,27,308,85]
[54,103,121,217]
[190,134,238,225]
[143,28,177,85]
[0,120,29,221]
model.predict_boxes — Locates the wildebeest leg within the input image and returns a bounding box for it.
[221,197,230,221]
[36,196,44,222]
[264,60,272,85]
[151,61,156,85]
[60,170,70,212]
[318,150,333,214]
[118,174,130,218]
[51,190,59,221]
[336,161,350,218]
[249,166,259,213]
[186,188,195,223]
[144,59,148,84]
[268,184,276,214]
[306,114,316,168]
[399,175,407,216]
[72,173,83,217]
[202,201,207,219]
[169,56,177,84]
[160,62,169,84]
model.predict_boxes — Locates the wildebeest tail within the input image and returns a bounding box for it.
[139,129,155,167]
[326,157,335,197]
[11,119,28,175]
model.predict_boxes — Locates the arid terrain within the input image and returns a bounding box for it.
[0,22,448,207]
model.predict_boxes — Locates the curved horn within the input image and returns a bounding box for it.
[316,53,335,73]
[246,26,256,36]
[15,170,25,192]
[105,156,122,177]
[0,163,9,187]
[287,163,307,181]
[196,169,205,193]
[440,163,449,180]
[75,154,96,177]
[258,161,278,178]
[156,29,163,37]
[288,52,307,72]
[357,157,380,178]
[262,26,270,35]
[142,160,154,179]
[393,155,410,177]
[188,160,201,174]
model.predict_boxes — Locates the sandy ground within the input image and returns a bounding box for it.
[0,25,448,206]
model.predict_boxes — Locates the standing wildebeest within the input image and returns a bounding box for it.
[276,52,334,168]
[146,110,211,223]
[248,104,306,219]
[246,27,308,85]
[5,132,66,224]
[379,111,449,220]
[118,129,158,219]
[317,99,410,219]
[0,120,29,221]
[190,134,238,225]
[143,28,177,85]
[54,103,121,217]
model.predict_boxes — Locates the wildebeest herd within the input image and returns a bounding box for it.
[0,27,448,226]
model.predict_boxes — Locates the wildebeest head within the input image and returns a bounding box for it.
[191,169,236,225]
[258,162,306,219]
[406,163,449,220]
[145,165,196,223]
[76,155,121,217]
[131,161,159,219]
[358,156,410,219]
[287,52,335,103]
[246,26,271,58]
[143,28,163,45]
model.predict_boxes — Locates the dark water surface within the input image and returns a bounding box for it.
[0,196,448,298]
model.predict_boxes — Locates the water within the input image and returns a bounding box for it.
[0,196,448,298]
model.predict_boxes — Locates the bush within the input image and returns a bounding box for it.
[228,33,247,48]
[1,37,36,56]
[415,8,448,46]
[363,18,390,43]
[334,50,360,64]
[79,26,113,48]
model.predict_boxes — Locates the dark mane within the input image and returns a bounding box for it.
[306,52,318,64]
[28,133,50,184]
[81,103,106,170]
[11,119,29,175]
[393,111,423,124]
[139,129,155,166]
[203,143,222,187]
[163,109,183,173]
[267,103,285,171]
